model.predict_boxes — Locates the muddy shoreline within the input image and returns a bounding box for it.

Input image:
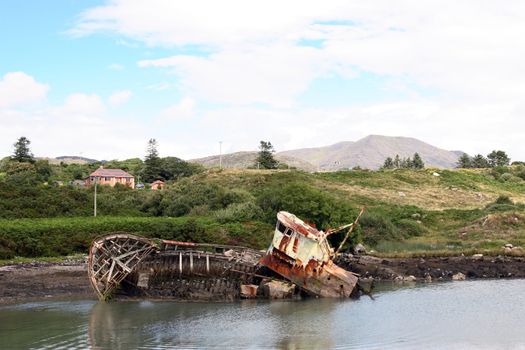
[2,255,525,304]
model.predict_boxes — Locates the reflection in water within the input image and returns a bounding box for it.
[87,299,338,349]
[3,280,525,349]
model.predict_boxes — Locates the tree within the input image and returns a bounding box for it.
[255,141,278,169]
[393,154,401,168]
[160,157,203,180]
[142,139,163,182]
[382,157,394,169]
[400,157,412,169]
[471,154,489,168]
[412,153,425,169]
[12,136,34,163]
[457,153,472,168]
[487,150,510,167]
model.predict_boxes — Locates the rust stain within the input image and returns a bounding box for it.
[292,236,299,254]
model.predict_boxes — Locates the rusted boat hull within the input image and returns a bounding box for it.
[88,233,264,301]
[88,211,364,301]
[259,253,358,298]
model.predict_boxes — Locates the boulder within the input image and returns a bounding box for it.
[504,243,513,249]
[403,275,417,282]
[472,254,484,260]
[432,172,440,177]
[452,272,466,281]
[240,284,258,298]
[353,243,367,255]
[259,280,296,299]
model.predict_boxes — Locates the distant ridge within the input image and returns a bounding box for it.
[279,135,461,170]
[37,156,99,165]
[190,135,461,171]
[189,151,317,172]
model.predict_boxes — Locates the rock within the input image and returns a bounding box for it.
[452,272,466,281]
[505,243,514,249]
[504,247,513,254]
[403,275,417,282]
[432,172,440,177]
[411,213,421,219]
[259,280,295,299]
[472,254,484,260]
[424,274,432,283]
[394,276,403,283]
[476,192,484,199]
[398,192,406,197]
[240,284,258,298]
[353,243,367,255]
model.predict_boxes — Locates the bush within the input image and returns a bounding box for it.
[214,202,264,223]
[359,212,400,246]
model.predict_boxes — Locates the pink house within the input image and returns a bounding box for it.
[85,167,135,189]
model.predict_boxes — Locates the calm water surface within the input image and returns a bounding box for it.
[2,279,525,349]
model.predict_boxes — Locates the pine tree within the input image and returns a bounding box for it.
[393,154,401,168]
[142,138,163,182]
[412,153,424,169]
[471,154,489,168]
[382,157,394,169]
[255,141,278,169]
[487,150,510,167]
[12,136,34,163]
[457,153,472,168]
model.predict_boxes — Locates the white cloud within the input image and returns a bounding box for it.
[108,90,133,106]
[74,1,525,105]
[160,97,195,121]
[139,45,329,107]
[0,72,49,108]
[57,93,106,117]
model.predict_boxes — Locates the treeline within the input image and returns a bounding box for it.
[381,153,424,170]
[0,137,203,185]
[457,150,510,168]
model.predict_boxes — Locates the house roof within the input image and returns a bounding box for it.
[151,180,165,184]
[89,168,134,178]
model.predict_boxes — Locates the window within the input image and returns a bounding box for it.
[277,221,287,233]
[105,177,111,181]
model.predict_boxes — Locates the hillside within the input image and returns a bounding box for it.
[2,165,525,259]
[190,151,317,172]
[279,135,461,170]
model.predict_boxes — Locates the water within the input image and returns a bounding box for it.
[2,279,525,349]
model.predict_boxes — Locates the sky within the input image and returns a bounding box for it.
[1,0,525,161]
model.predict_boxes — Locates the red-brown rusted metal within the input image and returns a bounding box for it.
[258,211,361,298]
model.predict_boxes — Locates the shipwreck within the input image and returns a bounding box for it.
[88,210,365,301]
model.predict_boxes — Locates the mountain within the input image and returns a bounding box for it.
[37,156,99,165]
[278,135,461,170]
[189,151,317,172]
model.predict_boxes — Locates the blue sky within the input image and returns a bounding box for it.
[1,1,525,161]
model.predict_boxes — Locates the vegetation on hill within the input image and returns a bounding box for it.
[2,136,525,261]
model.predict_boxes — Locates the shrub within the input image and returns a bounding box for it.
[214,202,264,223]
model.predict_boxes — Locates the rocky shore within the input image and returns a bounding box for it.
[0,261,93,304]
[337,254,525,282]
[3,254,525,304]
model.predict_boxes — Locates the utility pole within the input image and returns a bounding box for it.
[93,177,98,217]
[219,141,223,169]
